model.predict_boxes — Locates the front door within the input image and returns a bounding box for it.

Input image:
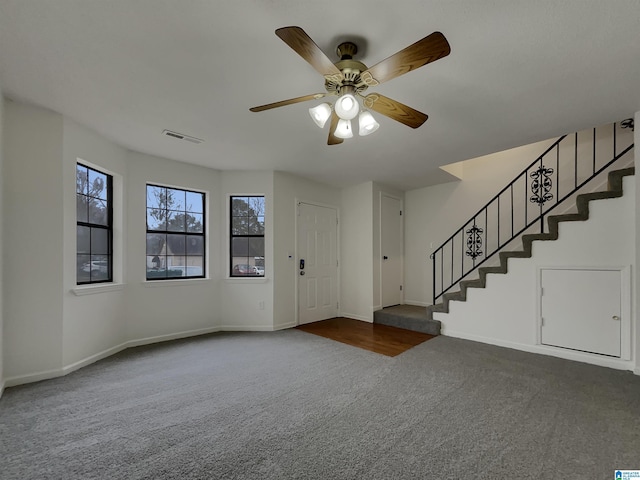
[297,202,338,325]
[381,194,403,307]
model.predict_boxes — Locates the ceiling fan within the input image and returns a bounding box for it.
[250,26,451,145]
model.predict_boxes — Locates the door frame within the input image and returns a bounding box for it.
[379,192,404,308]
[294,198,341,326]
[536,265,631,360]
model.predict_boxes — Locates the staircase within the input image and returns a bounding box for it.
[374,120,635,335]
[427,166,634,323]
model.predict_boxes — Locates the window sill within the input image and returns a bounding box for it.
[142,278,212,288]
[224,277,269,284]
[72,283,125,296]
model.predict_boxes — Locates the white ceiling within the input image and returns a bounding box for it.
[1,0,639,191]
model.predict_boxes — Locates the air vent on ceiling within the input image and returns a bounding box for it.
[162,129,204,144]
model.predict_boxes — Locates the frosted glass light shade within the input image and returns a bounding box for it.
[308,103,332,128]
[334,94,360,120]
[334,119,353,139]
[358,111,380,136]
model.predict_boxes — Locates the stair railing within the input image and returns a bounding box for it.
[431,120,635,304]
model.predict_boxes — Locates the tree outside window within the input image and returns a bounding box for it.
[230,196,265,277]
[146,185,205,280]
[76,163,113,284]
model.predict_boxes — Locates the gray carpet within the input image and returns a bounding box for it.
[1,330,640,479]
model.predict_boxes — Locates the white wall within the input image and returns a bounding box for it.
[3,101,65,380]
[125,151,221,340]
[218,171,274,330]
[0,90,4,396]
[340,182,374,321]
[62,117,128,367]
[436,175,636,371]
[273,172,340,329]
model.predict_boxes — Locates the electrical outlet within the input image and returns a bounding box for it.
[258,301,265,310]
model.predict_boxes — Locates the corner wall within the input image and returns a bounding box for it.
[62,117,128,368]
[340,182,374,321]
[125,151,221,340]
[3,101,65,380]
[218,171,274,330]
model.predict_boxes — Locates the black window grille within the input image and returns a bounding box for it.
[146,184,205,280]
[76,163,113,284]
[230,196,265,277]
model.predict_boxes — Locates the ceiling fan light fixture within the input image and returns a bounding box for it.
[334,93,360,120]
[334,119,353,139]
[358,111,380,136]
[309,103,332,128]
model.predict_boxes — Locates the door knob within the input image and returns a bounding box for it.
[612,315,620,321]
[383,256,388,260]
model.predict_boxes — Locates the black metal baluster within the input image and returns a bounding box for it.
[497,196,501,248]
[592,127,596,175]
[574,132,578,189]
[510,186,514,238]
[485,208,488,260]
[556,143,560,205]
[613,122,617,158]
[539,157,544,233]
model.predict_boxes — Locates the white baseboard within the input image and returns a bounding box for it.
[126,326,221,348]
[342,312,372,323]
[634,367,640,376]
[62,342,129,376]
[217,324,277,332]
[403,300,430,307]
[5,367,66,388]
[5,325,221,388]
[0,380,5,399]
[444,329,636,372]
[273,321,297,331]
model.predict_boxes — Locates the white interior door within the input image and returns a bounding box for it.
[297,202,338,325]
[540,268,621,357]
[381,195,403,307]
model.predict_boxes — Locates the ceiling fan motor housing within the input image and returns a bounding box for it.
[325,42,370,96]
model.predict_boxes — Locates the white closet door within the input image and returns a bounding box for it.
[540,268,621,357]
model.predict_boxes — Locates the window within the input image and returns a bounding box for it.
[230,196,265,277]
[76,163,113,284]
[146,185,205,280]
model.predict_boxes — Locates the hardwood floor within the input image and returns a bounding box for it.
[295,317,434,357]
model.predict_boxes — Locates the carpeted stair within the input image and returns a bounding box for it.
[375,167,634,335]
[426,167,635,322]
[373,304,441,335]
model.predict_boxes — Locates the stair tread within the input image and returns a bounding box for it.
[373,305,441,335]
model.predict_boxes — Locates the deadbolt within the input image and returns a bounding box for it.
[612,315,620,321]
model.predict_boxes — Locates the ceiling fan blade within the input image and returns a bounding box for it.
[327,111,344,145]
[362,93,428,128]
[275,26,342,77]
[250,93,327,112]
[361,32,450,86]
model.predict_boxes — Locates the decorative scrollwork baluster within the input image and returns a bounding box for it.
[465,225,483,259]
[529,165,554,205]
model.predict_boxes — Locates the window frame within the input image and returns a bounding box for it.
[145,183,206,281]
[76,162,113,285]
[229,195,265,278]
